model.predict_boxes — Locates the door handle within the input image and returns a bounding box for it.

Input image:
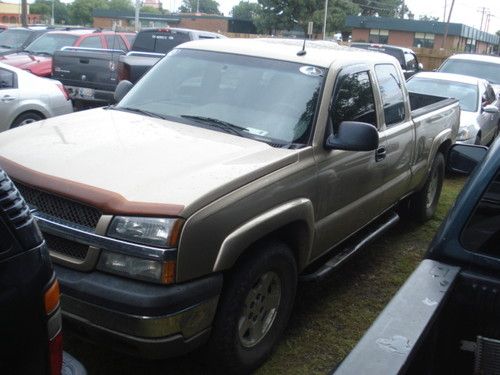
[375,147,386,162]
[1,95,15,103]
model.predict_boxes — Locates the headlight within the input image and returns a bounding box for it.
[457,125,476,141]
[107,216,183,248]
[97,251,176,284]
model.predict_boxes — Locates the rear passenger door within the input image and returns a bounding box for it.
[0,67,18,131]
[314,65,387,258]
[374,63,415,210]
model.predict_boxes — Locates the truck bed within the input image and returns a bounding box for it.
[409,92,458,118]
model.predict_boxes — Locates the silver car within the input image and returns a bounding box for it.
[0,62,73,131]
[407,72,500,145]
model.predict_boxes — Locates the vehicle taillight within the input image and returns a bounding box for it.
[55,82,69,101]
[45,280,63,375]
[48,332,63,375]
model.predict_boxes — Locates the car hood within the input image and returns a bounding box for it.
[0,108,299,217]
[0,53,51,73]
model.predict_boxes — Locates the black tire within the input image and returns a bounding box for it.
[410,152,445,222]
[206,240,297,374]
[11,112,44,128]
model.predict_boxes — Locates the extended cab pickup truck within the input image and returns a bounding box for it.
[335,140,500,375]
[0,39,459,374]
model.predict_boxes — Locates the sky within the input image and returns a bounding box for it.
[162,0,500,34]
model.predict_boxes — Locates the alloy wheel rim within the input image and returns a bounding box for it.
[238,271,281,348]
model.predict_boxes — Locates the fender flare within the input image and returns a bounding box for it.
[213,198,315,272]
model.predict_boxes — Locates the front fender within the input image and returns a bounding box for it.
[213,198,315,272]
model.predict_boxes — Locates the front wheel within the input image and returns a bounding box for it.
[207,240,297,374]
[410,152,445,222]
[11,111,44,128]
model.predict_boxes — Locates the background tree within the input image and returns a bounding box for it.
[30,0,69,24]
[141,5,162,14]
[352,0,405,18]
[419,14,439,21]
[311,0,359,34]
[69,0,108,25]
[108,0,134,12]
[496,30,500,37]
[231,1,260,20]
[178,0,220,14]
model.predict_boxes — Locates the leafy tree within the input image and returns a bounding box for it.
[178,0,220,14]
[108,0,134,12]
[419,14,439,21]
[352,0,405,18]
[231,1,260,20]
[141,5,162,14]
[30,0,69,24]
[311,0,359,33]
[69,0,108,25]
[496,30,500,37]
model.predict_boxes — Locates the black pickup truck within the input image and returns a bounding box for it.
[334,140,500,374]
[52,27,224,108]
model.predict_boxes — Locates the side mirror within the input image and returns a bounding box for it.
[448,144,488,175]
[418,62,424,70]
[114,80,133,103]
[325,121,379,151]
[483,105,499,114]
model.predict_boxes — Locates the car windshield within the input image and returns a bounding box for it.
[24,33,78,55]
[118,49,324,146]
[407,77,478,112]
[439,59,500,85]
[0,29,31,48]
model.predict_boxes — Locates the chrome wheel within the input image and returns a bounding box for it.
[426,165,439,209]
[238,271,281,348]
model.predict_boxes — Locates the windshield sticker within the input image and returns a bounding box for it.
[299,66,324,77]
[246,127,268,136]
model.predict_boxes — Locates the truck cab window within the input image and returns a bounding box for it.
[331,71,377,131]
[375,64,406,126]
[79,36,102,49]
[404,53,417,70]
[461,171,500,254]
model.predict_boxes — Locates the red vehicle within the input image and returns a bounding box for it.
[0,29,135,77]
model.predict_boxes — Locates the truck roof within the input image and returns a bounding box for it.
[179,38,399,68]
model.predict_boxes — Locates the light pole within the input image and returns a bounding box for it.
[322,0,328,40]
[135,0,140,32]
[51,0,54,25]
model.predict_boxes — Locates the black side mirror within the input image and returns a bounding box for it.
[325,121,379,151]
[114,80,134,103]
[448,144,488,175]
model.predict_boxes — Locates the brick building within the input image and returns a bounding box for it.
[93,10,230,33]
[0,1,41,25]
[346,16,500,54]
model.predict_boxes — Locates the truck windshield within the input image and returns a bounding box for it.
[118,49,324,146]
[407,78,478,112]
[439,60,500,85]
[0,29,31,48]
[24,34,78,55]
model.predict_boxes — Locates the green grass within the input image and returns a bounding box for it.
[65,176,466,374]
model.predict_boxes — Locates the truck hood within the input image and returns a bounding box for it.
[0,108,298,217]
[0,53,51,75]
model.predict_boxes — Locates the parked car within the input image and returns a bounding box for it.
[334,138,500,375]
[438,54,500,96]
[350,42,423,79]
[0,168,86,375]
[0,39,459,374]
[0,29,135,77]
[0,26,52,56]
[407,72,500,145]
[0,62,73,131]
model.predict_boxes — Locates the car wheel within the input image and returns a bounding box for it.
[207,240,297,374]
[11,112,44,128]
[410,152,445,222]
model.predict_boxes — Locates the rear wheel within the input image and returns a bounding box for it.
[11,112,44,128]
[207,240,297,374]
[410,152,445,222]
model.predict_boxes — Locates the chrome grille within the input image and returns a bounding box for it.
[44,232,89,260]
[14,182,101,229]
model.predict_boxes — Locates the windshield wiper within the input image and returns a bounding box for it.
[114,106,168,120]
[180,115,249,137]
[0,45,11,49]
[33,51,52,56]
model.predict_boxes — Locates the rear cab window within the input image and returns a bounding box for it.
[132,30,191,54]
[79,36,102,49]
[375,64,407,126]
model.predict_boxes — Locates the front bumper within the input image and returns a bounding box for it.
[55,265,223,358]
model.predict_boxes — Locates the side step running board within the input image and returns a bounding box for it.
[300,212,400,282]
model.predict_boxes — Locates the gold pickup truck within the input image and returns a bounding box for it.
[0,38,459,374]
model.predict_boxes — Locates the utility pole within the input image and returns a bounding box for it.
[135,0,140,32]
[51,0,55,25]
[443,0,447,22]
[478,7,487,31]
[401,0,405,19]
[322,0,328,40]
[21,0,28,27]
[441,0,455,49]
